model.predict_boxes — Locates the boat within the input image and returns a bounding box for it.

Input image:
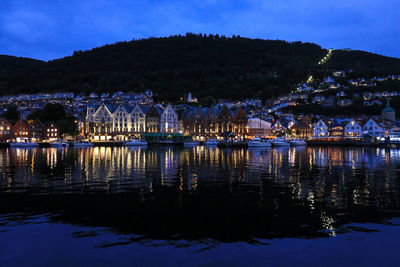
[272,137,290,147]
[184,141,199,146]
[50,141,70,147]
[204,139,218,145]
[289,139,307,146]
[248,137,272,147]
[124,140,148,146]
[73,142,94,147]
[9,142,39,148]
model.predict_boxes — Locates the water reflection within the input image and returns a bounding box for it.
[1,146,400,242]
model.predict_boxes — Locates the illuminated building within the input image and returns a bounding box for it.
[0,118,13,142]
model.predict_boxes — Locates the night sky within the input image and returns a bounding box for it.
[1,0,399,61]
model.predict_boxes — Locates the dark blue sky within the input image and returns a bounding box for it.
[1,0,399,61]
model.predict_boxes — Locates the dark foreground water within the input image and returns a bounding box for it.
[1,146,400,266]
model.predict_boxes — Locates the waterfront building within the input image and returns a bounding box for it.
[344,119,362,137]
[362,118,386,138]
[247,118,271,137]
[145,106,161,133]
[216,105,233,134]
[30,120,46,142]
[328,119,347,137]
[13,119,30,142]
[0,118,12,142]
[290,121,313,138]
[46,123,59,141]
[232,107,248,138]
[111,104,130,139]
[85,103,178,139]
[160,104,179,133]
[130,104,146,133]
[86,103,113,141]
[271,120,287,136]
[313,120,329,137]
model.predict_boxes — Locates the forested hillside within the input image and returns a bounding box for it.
[1,34,400,102]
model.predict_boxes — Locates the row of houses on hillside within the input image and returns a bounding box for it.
[0,118,59,142]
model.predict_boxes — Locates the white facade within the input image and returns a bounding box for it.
[313,120,329,137]
[344,119,362,137]
[248,118,271,129]
[160,104,179,133]
[362,119,385,137]
[112,104,129,132]
[248,118,271,135]
[92,103,112,124]
[130,105,146,133]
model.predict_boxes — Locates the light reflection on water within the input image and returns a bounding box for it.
[1,146,398,201]
[0,146,400,244]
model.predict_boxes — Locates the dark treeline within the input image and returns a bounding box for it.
[1,33,400,101]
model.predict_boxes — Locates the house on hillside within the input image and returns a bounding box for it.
[337,99,353,107]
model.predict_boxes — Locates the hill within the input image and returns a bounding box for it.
[0,55,45,93]
[1,34,400,102]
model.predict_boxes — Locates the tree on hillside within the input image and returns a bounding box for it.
[2,104,19,124]
[28,103,78,136]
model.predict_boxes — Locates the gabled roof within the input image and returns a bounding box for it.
[217,105,232,119]
[232,106,248,121]
[14,119,29,130]
[139,105,152,114]
[146,105,161,118]
[93,103,112,116]
[105,104,119,113]
[0,117,12,126]
[30,119,45,128]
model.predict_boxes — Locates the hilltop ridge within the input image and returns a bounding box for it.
[1,34,400,102]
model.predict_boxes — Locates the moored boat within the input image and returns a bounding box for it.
[9,142,39,148]
[50,140,70,147]
[272,138,290,147]
[124,140,148,146]
[248,137,272,147]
